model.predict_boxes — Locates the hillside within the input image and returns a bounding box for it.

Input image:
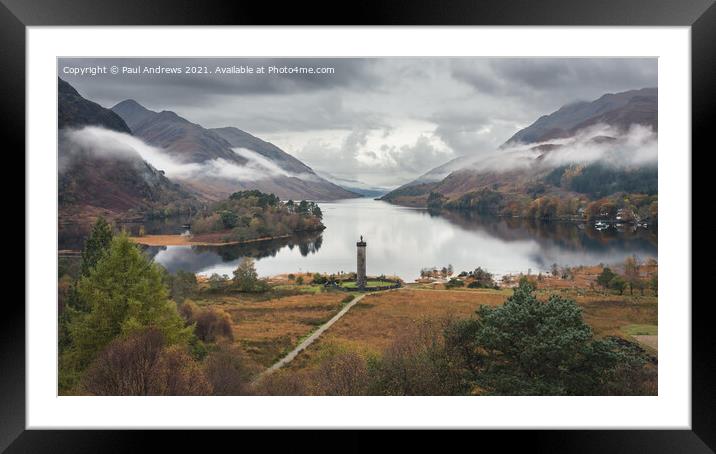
[381,88,658,222]
[58,79,197,226]
[504,87,657,145]
[111,101,358,201]
[58,78,131,133]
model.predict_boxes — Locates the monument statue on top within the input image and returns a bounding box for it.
[356,235,367,288]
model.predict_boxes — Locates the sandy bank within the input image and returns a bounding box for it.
[128,233,292,247]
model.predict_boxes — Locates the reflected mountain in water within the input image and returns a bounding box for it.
[433,209,657,252]
[144,232,323,275]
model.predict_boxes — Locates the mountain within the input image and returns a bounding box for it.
[111,101,358,201]
[59,79,131,133]
[504,87,657,145]
[381,87,658,214]
[313,171,391,198]
[210,126,313,175]
[58,78,196,225]
[112,100,245,165]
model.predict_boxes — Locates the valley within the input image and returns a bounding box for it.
[55,58,661,398]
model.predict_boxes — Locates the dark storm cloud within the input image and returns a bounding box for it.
[451,58,657,109]
[58,57,380,109]
[57,57,657,186]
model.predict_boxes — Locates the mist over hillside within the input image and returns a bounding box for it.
[382,87,658,216]
[111,100,358,201]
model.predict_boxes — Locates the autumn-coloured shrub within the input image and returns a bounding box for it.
[82,328,211,395]
[180,301,234,343]
[203,346,256,395]
[311,351,369,396]
[157,345,212,395]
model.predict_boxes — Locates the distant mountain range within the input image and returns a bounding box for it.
[110,99,358,202]
[382,87,658,210]
[314,171,391,198]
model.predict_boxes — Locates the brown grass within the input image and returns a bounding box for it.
[192,292,347,370]
[288,284,658,372]
[288,288,507,371]
[573,294,658,338]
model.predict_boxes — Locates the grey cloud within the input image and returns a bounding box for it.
[57,57,656,187]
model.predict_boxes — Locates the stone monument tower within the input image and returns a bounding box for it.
[356,235,367,288]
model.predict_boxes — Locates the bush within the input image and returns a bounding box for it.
[203,346,255,395]
[180,301,234,343]
[82,328,212,396]
[312,273,327,284]
[468,267,497,289]
[312,351,369,396]
[445,278,465,289]
[253,370,310,396]
[367,320,468,396]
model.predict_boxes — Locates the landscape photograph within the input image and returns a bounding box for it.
[57,57,658,396]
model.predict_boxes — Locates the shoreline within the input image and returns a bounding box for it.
[380,199,656,227]
[128,233,294,247]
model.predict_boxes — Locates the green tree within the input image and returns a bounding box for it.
[233,258,259,292]
[219,210,239,229]
[64,235,191,375]
[168,270,198,303]
[650,273,658,296]
[596,267,617,290]
[453,279,640,395]
[609,275,627,295]
[80,217,113,278]
[624,255,641,295]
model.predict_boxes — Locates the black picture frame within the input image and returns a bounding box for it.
[4,0,712,451]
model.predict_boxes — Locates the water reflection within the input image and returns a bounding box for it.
[145,232,323,275]
[147,198,657,281]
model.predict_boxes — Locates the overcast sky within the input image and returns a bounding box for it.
[58,57,657,188]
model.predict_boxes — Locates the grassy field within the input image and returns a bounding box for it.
[190,291,349,370]
[287,287,508,371]
[342,280,396,289]
[191,264,657,376]
[286,283,658,373]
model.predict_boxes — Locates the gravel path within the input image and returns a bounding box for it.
[254,293,367,381]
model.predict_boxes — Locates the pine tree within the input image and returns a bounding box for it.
[64,234,191,373]
[80,217,113,277]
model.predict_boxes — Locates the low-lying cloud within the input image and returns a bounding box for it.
[61,126,318,182]
[459,124,657,174]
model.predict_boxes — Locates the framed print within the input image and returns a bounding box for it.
[5,0,714,450]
